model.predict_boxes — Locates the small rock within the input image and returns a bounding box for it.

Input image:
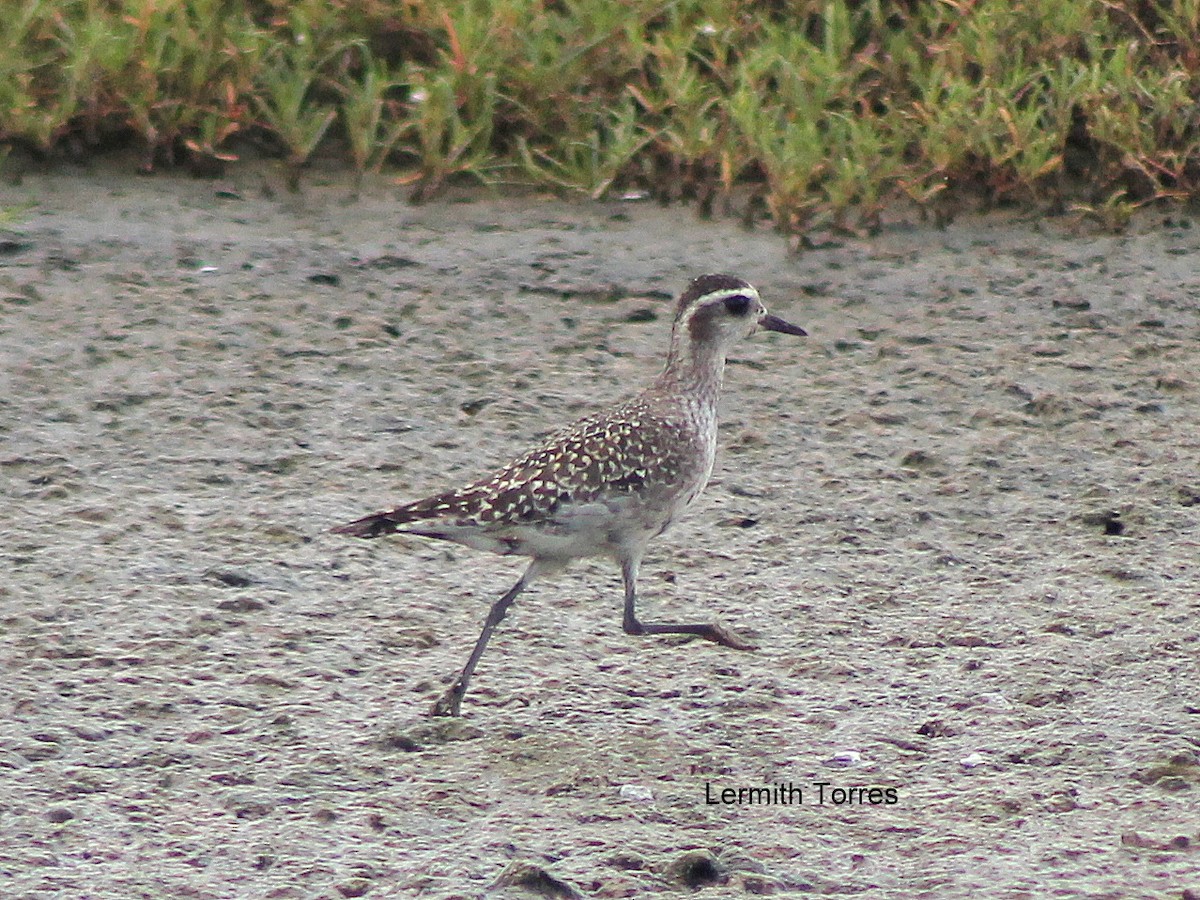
[209,569,255,588]
[916,719,954,738]
[491,861,582,899]
[217,597,265,613]
[670,850,726,888]
[606,851,647,870]
[365,254,419,270]
[68,724,109,741]
[618,784,654,802]
[337,879,370,898]
[377,731,422,752]
[899,449,939,469]
[826,750,862,768]
[718,516,759,528]
[1051,296,1090,310]
[960,752,986,769]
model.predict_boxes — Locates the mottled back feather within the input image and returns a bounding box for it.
[332,396,699,538]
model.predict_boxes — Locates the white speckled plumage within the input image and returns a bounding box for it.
[334,273,806,716]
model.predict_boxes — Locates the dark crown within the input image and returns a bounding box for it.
[676,273,753,317]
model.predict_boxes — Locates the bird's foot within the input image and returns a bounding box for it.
[429,682,464,717]
[706,623,758,651]
[625,616,758,651]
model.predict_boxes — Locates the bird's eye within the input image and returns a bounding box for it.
[723,294,752,316]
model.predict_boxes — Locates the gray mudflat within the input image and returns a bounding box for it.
[2,166,1197,897]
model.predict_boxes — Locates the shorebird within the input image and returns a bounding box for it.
[334,273,806,716]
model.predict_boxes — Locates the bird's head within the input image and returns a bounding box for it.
[670,273,806,362]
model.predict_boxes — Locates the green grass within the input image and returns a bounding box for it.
[4,0,1200,232]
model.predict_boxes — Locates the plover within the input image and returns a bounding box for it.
[334,273,806,716]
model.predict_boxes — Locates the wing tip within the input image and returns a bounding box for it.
[330,513,396,538]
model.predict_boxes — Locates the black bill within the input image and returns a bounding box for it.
[759,313,807,336]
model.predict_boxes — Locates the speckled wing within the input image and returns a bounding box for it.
[332,398,697,545]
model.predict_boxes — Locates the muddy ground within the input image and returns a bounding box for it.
[1,162,1198,898]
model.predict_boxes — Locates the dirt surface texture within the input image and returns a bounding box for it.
[2,164,1199,899]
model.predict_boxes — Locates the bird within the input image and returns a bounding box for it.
[333,273,806,716]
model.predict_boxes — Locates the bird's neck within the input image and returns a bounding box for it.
[655,335,726,403]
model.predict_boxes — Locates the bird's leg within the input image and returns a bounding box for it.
[620,557,758,651]
[430,561,538,717]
